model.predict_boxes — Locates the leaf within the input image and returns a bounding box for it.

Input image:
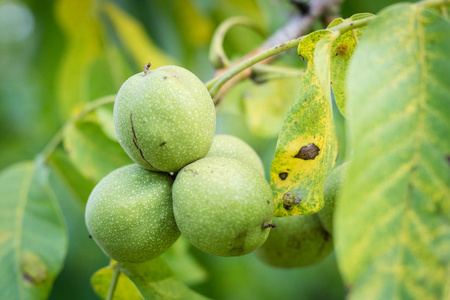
[327,13,375,117]
[335,4,450,300]
[93,258,209,300]
[101,2,175,70]
[55,0,102,119]
[173,0,213,46]
[47,148,96,205]
[121,258,209,300]
[85,56,121,102]
[0,161,67,299]
[270,30,338,216]
[91,262,142,300]
[162,237,208,286]
[63,120,132,182]
[243,77,300,138]
[94,99,118,142]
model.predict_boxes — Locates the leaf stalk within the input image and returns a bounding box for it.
[106,261,122,300]
[40,95,116,162]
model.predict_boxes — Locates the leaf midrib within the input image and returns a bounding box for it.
[14,164,34,300]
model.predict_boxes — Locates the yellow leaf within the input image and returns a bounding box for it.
[54,0,102,119]
[174,0,213,45]
[270,30,338,216]
[102,2,175,69]
[91,261,142,300]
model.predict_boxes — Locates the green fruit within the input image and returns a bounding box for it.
[255,215,333,268]
[205,134,265,176]
[172,157,274,257]
[113,65,216,172]
[85,164,180,263]
[318,162,348,234]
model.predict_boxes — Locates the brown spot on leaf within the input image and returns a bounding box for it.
[23,272,34,284]
[294,143,320,160]
[335,43,349,57]
[279,172,288,180]
[20,252,48,285]
[283,192,295,210]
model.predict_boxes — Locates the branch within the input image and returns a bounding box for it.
[208,0,342,105]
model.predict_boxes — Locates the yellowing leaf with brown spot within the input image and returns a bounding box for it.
[270,30,338,216]
[327,13,375,117]
[0,162,67,299]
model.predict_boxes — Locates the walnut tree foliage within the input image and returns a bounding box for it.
[0,0,449,299]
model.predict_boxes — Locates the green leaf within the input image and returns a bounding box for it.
[47,148,96,205]
[121,258,209,300]
[162,237,208,286]
[243,77,299,138]
[94,98,118,142]
[93,258,209,300]
[335,4,450,299]
[63,120,132,182]
[55,0,102,119]
[91,262,142,300]
[0,161,68,299]
[270,30,338,216]
[101,2,175,70]
[328,13,374,117]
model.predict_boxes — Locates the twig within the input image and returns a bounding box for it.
[206,14,375,101]
[207,0,342,105]
[209,17,266,69]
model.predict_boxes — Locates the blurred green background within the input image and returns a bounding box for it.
[0,0,404,299]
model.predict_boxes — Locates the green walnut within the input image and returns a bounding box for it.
[205,134,265,176]
[85,164,180,263]
[113,65,216,172]
[318,162,348,234]
[172,157,274,257]
[254,215,333,268]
